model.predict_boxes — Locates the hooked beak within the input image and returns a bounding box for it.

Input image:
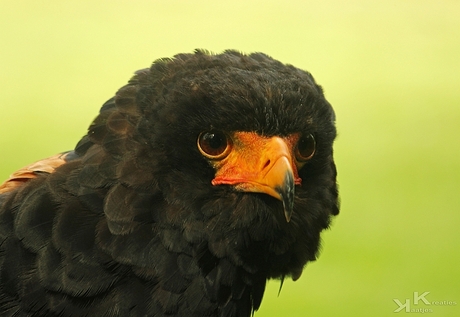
[210,132,300,222]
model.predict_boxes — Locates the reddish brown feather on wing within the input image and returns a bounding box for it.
[0,152,69,194]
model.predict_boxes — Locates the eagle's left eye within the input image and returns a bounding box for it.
[197,131,232,159]
[295,134,316,161]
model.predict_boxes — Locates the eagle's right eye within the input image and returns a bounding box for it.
[197,131,232,159]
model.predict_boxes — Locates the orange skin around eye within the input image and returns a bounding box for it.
[209,132,302,221]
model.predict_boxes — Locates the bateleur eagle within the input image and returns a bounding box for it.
[0,50,339,317]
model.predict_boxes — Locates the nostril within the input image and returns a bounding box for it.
[263,159,271,169]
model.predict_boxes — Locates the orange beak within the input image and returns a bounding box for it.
[210,132,301,222]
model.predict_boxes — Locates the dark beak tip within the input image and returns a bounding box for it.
[277,172,295,223]
[284,209,292,222]
[282,198,294,222]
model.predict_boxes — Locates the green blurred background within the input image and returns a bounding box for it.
[1,1,459,316]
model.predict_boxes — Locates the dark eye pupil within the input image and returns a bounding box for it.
[198,131,230,158]
[204,133,224,150]
[296,134,315,161]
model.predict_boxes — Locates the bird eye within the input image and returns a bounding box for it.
[295,134,316,161]
[197,130,232,159]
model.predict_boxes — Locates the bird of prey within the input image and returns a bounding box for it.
[0,50,339,317]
